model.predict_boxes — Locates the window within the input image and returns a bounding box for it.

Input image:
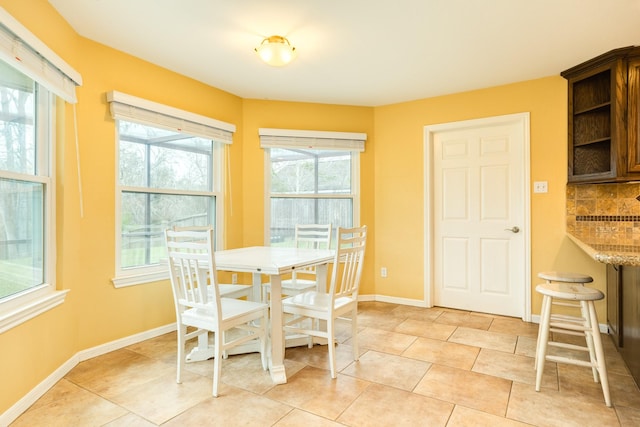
[0,62,51,300]
[0,8,80,333]
[108,91,234,287]
[261,128,366,246]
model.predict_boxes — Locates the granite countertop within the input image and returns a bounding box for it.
[567,232,640,266]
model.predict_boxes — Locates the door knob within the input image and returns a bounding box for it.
[505,226,520,233]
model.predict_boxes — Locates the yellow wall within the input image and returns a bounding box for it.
[373,79,606,307]
[0,0,246,413]
[1,0,607,416]
[240,99,376,292]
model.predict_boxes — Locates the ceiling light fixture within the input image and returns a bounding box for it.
[255,35,296,67]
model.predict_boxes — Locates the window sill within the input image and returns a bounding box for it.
[112,269,169,288]
[0,288,69,334]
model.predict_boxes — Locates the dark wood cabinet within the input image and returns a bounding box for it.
[607,264,622,347]
[607,264,640,387]
[562,46,640,183]
[627,57,640,173]
[620,266,640,386]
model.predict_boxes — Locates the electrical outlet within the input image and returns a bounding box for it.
[533,181,548,193]
[381,267,388,278]
[231,273,238,284]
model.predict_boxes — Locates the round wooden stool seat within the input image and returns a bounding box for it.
[535,282,603,301]
[538,271,593,284]
[537,272,595,323]
[534,281,611,407]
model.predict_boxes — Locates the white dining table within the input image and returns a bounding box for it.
[187,246,334,384]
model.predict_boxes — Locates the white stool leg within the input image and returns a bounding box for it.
[587,301,611,407]
[580,300,599,382]
[535,294,553,391]
[534,292,550,370]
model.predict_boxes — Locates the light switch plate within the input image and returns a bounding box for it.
[533,181,548,193]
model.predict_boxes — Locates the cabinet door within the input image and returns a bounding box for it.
[607,264,621,347]
[621,265,640,387]
[566,61,626,182]
[628,57,640,173]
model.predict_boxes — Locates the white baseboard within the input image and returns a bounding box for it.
[1,323,176,426]
[76,323,176,361]
[358,294,427,307]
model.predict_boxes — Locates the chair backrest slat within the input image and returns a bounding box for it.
[295,223,332,249]
[330,226,367,301]
[172,225,220,283]
[291,223,332,282]
[165,228,222,318]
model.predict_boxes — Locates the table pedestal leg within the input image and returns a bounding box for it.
[266,272,287,384]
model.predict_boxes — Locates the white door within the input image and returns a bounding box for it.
[425,113,530,318]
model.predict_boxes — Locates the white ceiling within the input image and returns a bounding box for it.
[48,0,640,107]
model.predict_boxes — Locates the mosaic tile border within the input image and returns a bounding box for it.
[576,215,640,222]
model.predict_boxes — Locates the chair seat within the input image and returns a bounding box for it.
[182,298,267,325]
[282,291,354,312]
[280,278,318,293]
[281,278,316,288]
[266,278,317,292]
[263,278,318,302]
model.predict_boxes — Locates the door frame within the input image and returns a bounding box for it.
[423,113,532,321]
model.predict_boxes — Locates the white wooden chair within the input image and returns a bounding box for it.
[165,228,268,397]
[262,223,333,302]
[282,225,367,378]
[173,225,253,300]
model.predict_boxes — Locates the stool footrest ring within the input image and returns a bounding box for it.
[548,341,589,352]
[550,314,584,323]
[549,321,589,332]
[546,355,597,370]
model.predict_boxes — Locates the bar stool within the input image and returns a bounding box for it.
[534,281,611,407]
[538,271,594,303]
[535,272,594,365]
[537,271,594,323]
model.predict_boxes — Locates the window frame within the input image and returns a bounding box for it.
[0,6,80,333]
[109,94,232,288]
[261,128,365,245]
[0,84,68,334]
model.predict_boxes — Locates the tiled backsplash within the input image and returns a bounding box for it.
[567,183,640,246]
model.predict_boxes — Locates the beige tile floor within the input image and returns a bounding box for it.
[11,302,640,426]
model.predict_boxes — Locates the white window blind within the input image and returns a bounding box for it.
[107,91,235,144]
[0,7,82,103]
[259,128,366,152]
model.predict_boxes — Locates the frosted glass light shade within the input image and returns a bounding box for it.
[255,35,296,66]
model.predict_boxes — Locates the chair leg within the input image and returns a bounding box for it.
[588,301,612,407]
[327,318,337,379]
[308,318,317,348]
[212,331,223,397]
[176,325,186,384]
[222,331,229,359]
[535,295,552,391]
[352,308,359,361]
[260,311,268,370]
